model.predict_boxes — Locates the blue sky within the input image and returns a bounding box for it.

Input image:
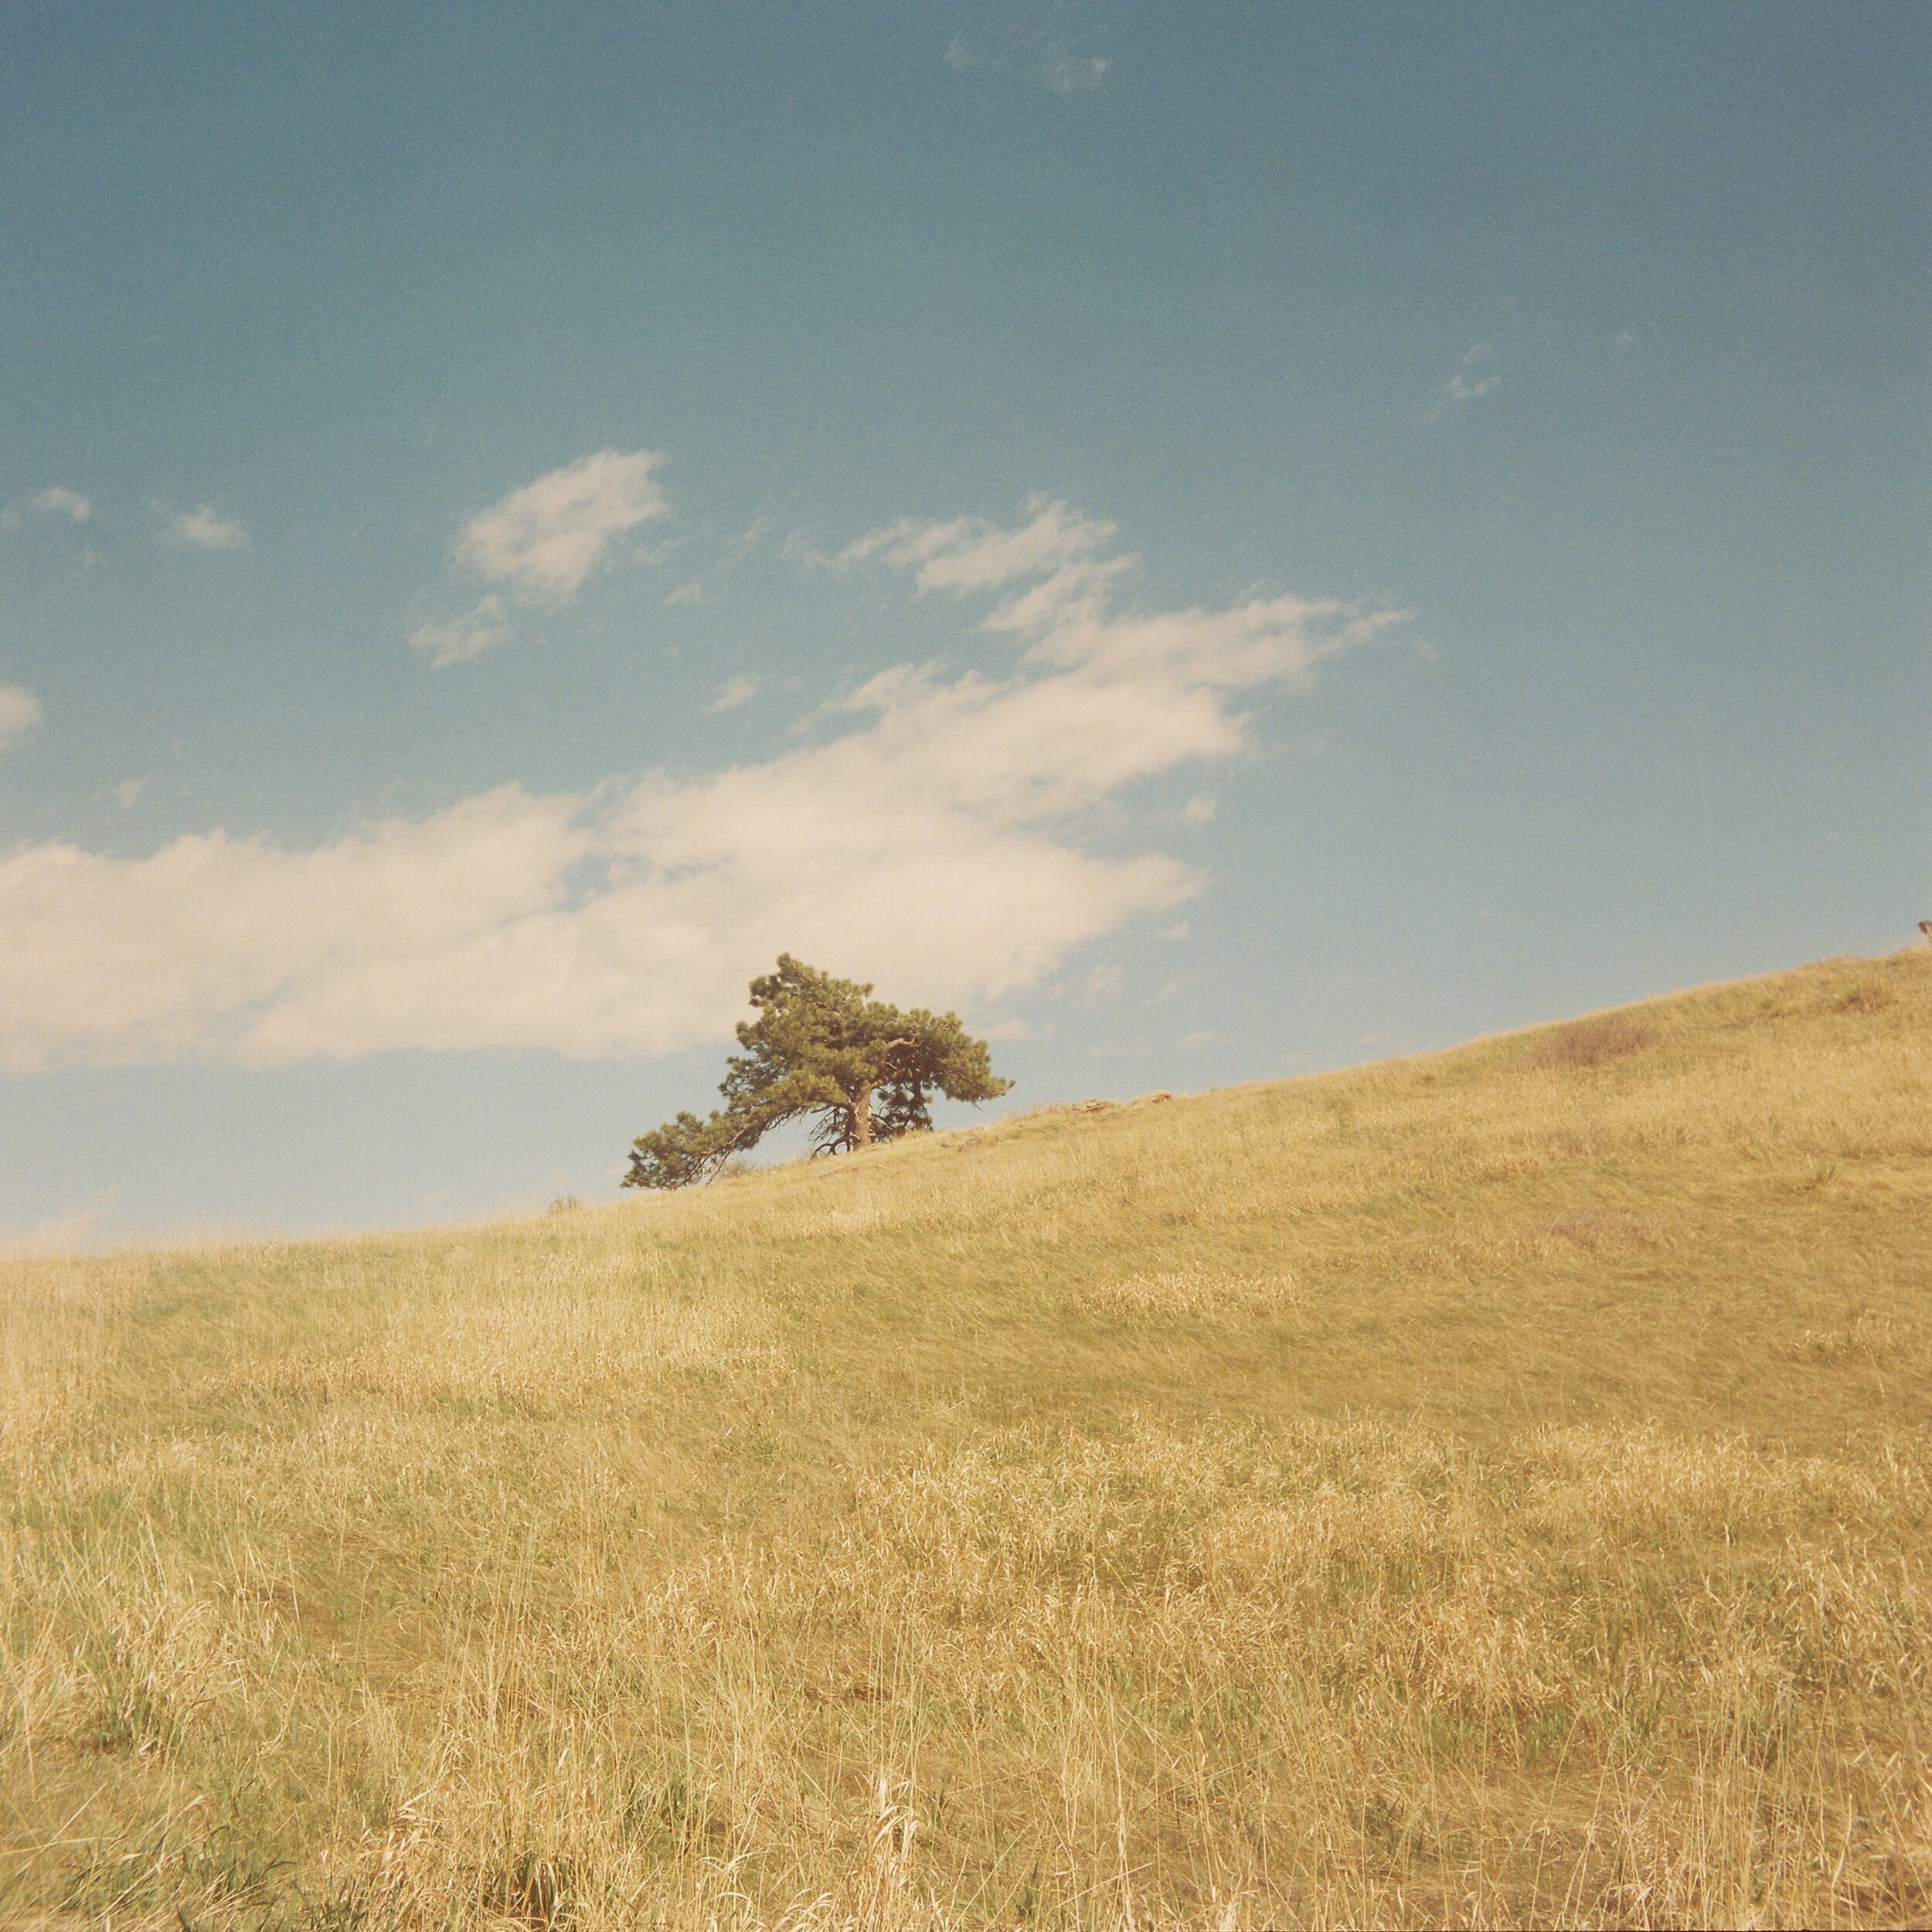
[2,2,1927,1244]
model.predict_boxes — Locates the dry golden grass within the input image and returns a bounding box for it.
[2,949,1930,1929]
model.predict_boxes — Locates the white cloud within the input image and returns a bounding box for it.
[410,595,509,671]
[709,675,761,713]
[29,487,92,522]
[165,505,248,549]
[1156,920,1189,941]
[836,497,1121,595]
[943,10,1110,93]
[1181,792,1216,826]
[457,450,668,604]
[0,687,44,747]
[0,499,1406,1073]
[1430,342,1500,419]
[1179,1029,1219,1047]
[114,777,148,809]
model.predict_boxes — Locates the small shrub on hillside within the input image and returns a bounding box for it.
[1531,1012,1655,1069]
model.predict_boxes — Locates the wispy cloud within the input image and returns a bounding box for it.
[165,505,248,549]
[1033,48,1110,95]
[413,450,671,668]
[1150,970,1207,1003]
[28,486,92,522]
[835,497,1121,594]
[981,1016,1036,1041]
[0,1186,121,1256]
[457,450,668,604]
[1429,342,1500,420]
[0,687,44,747]
[409,595,509,670]
[944,5,1112,95]
[709,674,762,714]
[1,498,1406,1072]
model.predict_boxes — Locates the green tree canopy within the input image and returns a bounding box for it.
[623,955,1012,1189]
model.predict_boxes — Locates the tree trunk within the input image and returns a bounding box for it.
[849,1083,873,1148]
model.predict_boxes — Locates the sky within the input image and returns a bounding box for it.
[2,1,1927,1246]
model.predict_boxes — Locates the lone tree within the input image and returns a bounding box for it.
[624,955,1012,1189]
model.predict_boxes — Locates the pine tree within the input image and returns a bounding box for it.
[623,955,1012,1189]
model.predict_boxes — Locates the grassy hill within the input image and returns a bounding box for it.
[2,949,1929,1930]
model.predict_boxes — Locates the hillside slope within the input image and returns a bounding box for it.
[2,950,1929,1929]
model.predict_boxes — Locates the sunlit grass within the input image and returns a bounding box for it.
[2,949,1929,1927]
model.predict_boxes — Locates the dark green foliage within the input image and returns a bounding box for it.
[624,955,1012,1189]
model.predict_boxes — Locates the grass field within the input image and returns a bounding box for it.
[2,949,1930,1929]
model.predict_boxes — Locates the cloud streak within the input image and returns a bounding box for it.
[835,497,1121,594]
[1430,342,1500,420]
[944,6,1113,95]
[709,674,762,713]
[1036,51,1110,94]
[409,595,509,670]
[165,505,248,549]
[1,500,1406,1072]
